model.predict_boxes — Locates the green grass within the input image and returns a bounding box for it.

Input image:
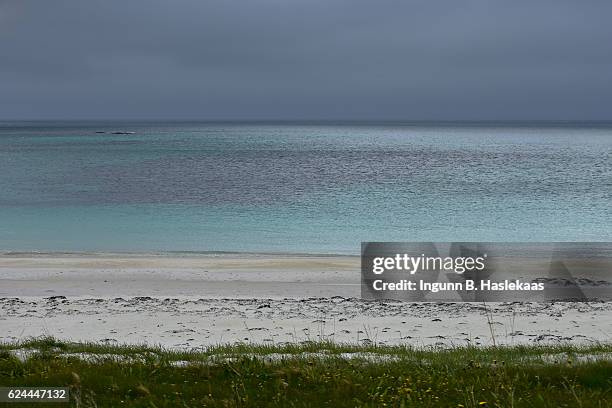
[0,338,610,407]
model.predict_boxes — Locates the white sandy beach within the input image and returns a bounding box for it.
[1,253,610,349]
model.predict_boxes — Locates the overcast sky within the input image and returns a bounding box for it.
[1,0,612,121]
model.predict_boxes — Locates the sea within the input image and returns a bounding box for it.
[1,121,610,254]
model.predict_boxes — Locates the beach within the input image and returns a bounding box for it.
[4,5,612,404]
[1,252,610,349]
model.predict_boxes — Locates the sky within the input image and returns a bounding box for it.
[1,0,612,121]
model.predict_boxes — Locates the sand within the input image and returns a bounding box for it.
[1,253,610,349]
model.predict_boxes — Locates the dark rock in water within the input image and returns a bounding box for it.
[45,295,67,301]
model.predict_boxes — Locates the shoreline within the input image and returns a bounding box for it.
[0,250,358,257]
[1,252,611,348]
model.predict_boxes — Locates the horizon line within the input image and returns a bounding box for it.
[2,118,612,125]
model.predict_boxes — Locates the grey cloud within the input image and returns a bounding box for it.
[1,0,612,120]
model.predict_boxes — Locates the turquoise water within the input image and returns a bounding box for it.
[1,122,611,254]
